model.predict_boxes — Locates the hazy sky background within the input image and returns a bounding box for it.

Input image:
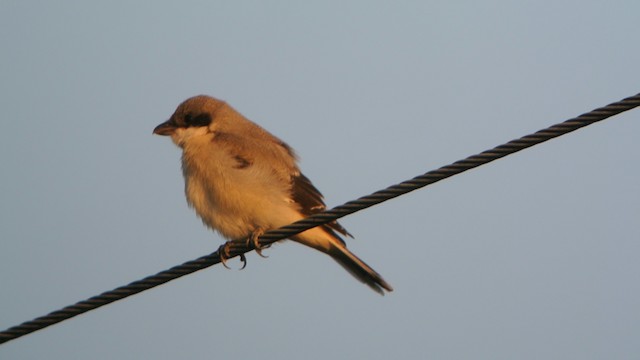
[1,1,639,359]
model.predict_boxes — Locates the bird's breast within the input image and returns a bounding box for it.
[181,148,297,241]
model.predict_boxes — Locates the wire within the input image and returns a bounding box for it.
[1,92,638,345]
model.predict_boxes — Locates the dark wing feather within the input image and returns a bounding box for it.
[291,172,352,239]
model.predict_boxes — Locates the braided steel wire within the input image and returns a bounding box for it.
[1,92,638,345]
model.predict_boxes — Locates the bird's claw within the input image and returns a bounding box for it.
[218,228,267,270]
[218,241,248,270]
[239,254,247,270]
[218,242,232,269]
[248,228,269,258]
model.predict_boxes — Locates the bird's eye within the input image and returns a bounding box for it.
[183,112,212,127]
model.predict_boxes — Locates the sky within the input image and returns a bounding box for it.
[1,1,639,359]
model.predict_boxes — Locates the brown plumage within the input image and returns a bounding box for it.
[154,95,392,294]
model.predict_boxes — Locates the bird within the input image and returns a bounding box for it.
[153,95,392,294]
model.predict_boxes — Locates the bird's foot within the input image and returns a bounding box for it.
[248,227,269,258]
[218,241,247,270]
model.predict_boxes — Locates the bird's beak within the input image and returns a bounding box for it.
[153,119,177,136]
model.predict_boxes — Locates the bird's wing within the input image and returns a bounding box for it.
[216,128,352,239]
[273,139,353,239]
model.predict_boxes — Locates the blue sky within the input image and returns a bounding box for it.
[1,1,639,359]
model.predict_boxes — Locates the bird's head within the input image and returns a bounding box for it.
[153,95,225,146]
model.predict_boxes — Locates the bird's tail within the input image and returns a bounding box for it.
[328,241,393,295]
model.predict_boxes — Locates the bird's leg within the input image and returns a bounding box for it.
[248,227,269,258]
[217,241,248,270]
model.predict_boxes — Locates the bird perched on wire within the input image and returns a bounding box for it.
[153,95,392,294]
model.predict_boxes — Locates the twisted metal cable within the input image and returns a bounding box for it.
[1,92,638,345]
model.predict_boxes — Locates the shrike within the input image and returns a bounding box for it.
[153,95,392,294]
